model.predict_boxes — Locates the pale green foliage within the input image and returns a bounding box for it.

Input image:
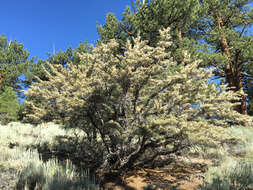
[16,159,98,190]
[0,122,96,189]
[25,28,253,170]
[202,158,253,190]
[227,126,253,158]
[189,125,253,160]
[201,126,253,189]
[0,122,83,170]
[188,145,229,160]
[0,122,67,149]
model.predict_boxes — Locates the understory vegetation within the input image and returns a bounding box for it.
[1,122,253,189]
[0,122,99,190]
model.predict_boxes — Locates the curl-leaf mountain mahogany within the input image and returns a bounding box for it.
[25,28,252,171]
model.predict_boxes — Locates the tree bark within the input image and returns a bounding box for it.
[177,20,183,44]
[217,16,248,115]
[0,75,2,90]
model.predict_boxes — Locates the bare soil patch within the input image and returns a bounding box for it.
[100,156,211,190]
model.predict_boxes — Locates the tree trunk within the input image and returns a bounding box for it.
[217,16,248,115]
[0,75,2,89]
[177,20,182,43]
[235,69,248,115]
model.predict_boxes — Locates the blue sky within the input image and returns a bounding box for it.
[0,0,130,60]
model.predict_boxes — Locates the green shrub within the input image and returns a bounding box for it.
[187,145,228,160]
[201,159,253,190]
[201,126,253,190]
[227,126,253,158]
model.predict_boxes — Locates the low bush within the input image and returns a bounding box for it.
[33,135,105,171]
[16,159,99,190]
[201,158,253,190]
[0,122,97,189]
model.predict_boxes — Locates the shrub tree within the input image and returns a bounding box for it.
[25,28,252,171]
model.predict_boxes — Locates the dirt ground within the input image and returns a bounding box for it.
[0,156,210,190]
[100,156,211,190]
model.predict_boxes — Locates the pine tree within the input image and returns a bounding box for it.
[25,28,252,171]
[97,0,200,60]
[196,0,253,115]
[248,77,253,115]
[0,35,31,96]
[97,0,253,115]
[0,86,19,124]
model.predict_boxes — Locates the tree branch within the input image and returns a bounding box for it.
[87,110,111,154]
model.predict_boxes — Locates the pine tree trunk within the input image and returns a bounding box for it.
[0,75,3,91]
[217,16,248,115]
[177,20,183,47]
[235,70,248,115]
[177,20,184,65]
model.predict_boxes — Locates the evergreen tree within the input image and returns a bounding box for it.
[0,35,31,96]
[25,28,252,171]
[97,0,200,61]
[97,0,253,115]
[248,74,253,115]
[0,86,19,124]
[196,0,253,115]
